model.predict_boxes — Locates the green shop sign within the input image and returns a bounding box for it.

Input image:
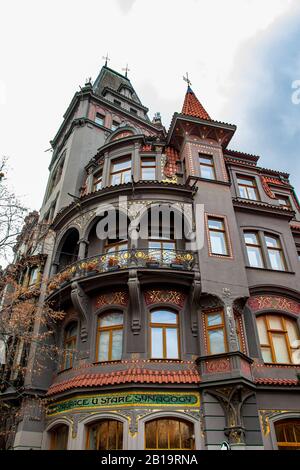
[47,391,200,416]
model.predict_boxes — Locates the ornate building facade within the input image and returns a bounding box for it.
[1,64,300,450]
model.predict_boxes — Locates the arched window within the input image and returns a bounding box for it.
[256,315,300,364]
[96,312,123,362]
[86,420,123,450]
[150,309,179,359]
[49,424,69,450]
[57,229,79,271]
[145,418,194,450]
[275,419,300,450]
[62,323,77,370]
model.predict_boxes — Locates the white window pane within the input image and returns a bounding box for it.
[239,186,248,198]
[142,168,156,180]
[268,316,283,330]
[261,347,273,363]
[272,334,290,363]
[210,231,228,255]
[286,320,299,347]
[112,159,131,172]
[123,170,131,183]
[257,317,269,344]
[199,156,213,164]
[238,178,254,186]
[111,330,123,360]
[151,310,177,324]
[207,312,222,327]
[151,328,163,357]
[208,219,223,230]
[265,235,279,248]
[247,246,264,268]
[201,165,215,180]
[247,187,258,200]
[268,249,285,271]
[111,174,121,186]
[244,233,258,245]
[100,313,123,327]
[166,328,179,358]
[98,331,109,361]
[208,329,225,354]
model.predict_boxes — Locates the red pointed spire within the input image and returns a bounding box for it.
[181,86,211,120]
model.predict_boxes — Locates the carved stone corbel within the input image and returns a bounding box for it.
[208,385,254,446]
[70,282,90,342]
[127,270,141,335]
[189,273,201,336]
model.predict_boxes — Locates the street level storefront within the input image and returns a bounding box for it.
[44,390,203,450]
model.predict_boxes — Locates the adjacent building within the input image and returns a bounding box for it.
[1,64,300,450]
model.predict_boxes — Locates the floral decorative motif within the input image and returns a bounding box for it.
[247,296,300,315]
[96,291,128,308]
[205,358,231,374]
[144,290,185,308]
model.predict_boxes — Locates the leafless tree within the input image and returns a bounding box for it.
[0,157,28,264]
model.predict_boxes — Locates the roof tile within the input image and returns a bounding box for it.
[181,87,211,120]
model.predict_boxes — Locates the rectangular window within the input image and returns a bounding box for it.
[205,311,227,354]
[111,121,119,132]
[130,107,137,115]
[199,154,215,180]
[28,267,39,286]
[93,172,103,191]
[95,113,105,126]
[265,234,286,271]
[110,156,131,186]
[237,176,259,200]
[244,232,264,268]
[207,217,229,256]
[114,99,121,107]
[141,157,156,180]
[275,194,291,208]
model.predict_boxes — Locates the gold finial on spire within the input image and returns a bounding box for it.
[183,72,192,88]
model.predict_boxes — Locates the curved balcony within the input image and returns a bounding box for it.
[48,249,196,293]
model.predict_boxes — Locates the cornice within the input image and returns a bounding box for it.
[232,197,295,219]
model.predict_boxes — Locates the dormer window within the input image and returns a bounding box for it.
[120,87,133,99]
[95,113,105,126]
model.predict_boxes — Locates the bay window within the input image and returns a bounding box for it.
[205,310,227,354]
[110,156,131,186]
[256,314,300,364]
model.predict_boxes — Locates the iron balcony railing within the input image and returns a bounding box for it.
[56,248,195,280]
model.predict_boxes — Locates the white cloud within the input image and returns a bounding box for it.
[0,0,296,211]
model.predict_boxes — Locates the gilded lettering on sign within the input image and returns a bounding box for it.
[47,391,200,416]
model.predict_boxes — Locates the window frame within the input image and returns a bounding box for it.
[93,171,103,192]
[109,156,132,186]
[204,309,228,355]
[86,419,124,450]
[149,309,180,360]
[95,311,124,363]
[95,113,105,126]
[256,314,300,364]
[206,215,232,258]
[62,322,78,370]
[244,231,265,268]
[144,418,195,450]
[237,175,259,201]
[199,154,216,180]
[140,156,156,180]
[243,229,288,272]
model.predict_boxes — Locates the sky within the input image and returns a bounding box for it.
[0,0,300,212]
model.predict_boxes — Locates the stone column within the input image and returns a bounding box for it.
[221,288,239,352]
[77,239,89,260]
